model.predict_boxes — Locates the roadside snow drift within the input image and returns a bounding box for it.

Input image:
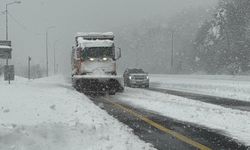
[0,76,155,150]
[150,74,250,102]
[115,88,250,146]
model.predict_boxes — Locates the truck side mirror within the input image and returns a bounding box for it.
[115,47,121,60]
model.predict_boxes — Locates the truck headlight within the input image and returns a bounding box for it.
[146,76,149,79]
[129,76,132,80]
[102,57,108,61]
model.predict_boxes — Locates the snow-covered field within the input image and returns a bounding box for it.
[115,88,250,146]
[150,74,250,102]
[0,76,155,150]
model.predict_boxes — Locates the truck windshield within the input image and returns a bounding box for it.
[82,47,113,59]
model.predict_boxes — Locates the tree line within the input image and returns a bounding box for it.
[193,0,250,74]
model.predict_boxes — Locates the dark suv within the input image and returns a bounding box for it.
[123,68,149,88]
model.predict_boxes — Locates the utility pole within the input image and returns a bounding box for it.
[5,1,21,40]
[28,56,31,80]
[135,50,138,68]
[46,31,48,77]
[53,40,59,74]
[56,64,59,74]
[54,43,56,74]
[7,53,10,84]
[6,4,8,41]
[171,30,174,69]
[5,1,21,68]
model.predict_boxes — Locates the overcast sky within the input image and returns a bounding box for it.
[0,0,217,75]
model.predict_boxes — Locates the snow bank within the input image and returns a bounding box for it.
[0,75,155,150]
[150,74,250,102]
[115,88,250,146]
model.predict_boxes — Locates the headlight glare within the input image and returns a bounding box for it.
[89,58,95,61]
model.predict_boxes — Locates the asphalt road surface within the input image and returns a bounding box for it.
[88,95,249,150]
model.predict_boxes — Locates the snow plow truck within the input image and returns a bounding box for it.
[71,32,124,95]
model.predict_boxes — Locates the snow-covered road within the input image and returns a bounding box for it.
[114,87,250,146]
[0,76,155,150]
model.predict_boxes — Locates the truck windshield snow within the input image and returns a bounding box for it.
[82,47,113,59]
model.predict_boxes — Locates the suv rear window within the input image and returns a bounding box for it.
[128,69,145,73]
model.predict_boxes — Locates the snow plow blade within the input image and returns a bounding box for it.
[72,75,124,95]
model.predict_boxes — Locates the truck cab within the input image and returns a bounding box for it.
[71,32,124,95]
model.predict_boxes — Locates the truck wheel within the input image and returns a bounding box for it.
[75,80,81,91]
[108,79,119,95]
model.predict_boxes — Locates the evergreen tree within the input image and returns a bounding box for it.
[194,0,250,74]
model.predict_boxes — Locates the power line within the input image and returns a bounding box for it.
[7,11,27,30]
[7,11,44,37]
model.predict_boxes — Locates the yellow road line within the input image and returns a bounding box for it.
[103,97,212,150]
